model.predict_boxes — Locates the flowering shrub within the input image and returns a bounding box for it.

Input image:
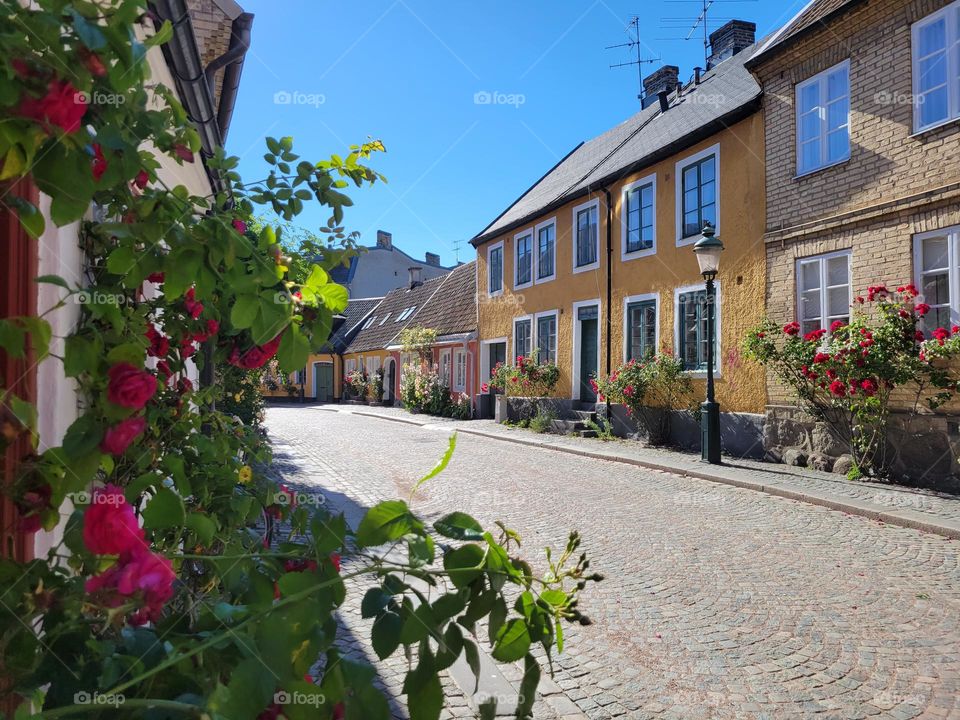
[344,368,369,398]
[367,368,384,402]
[400,363,452,415]
[595,354,694,445]
[744,284,960,476]
[0,4,596,718]
[490,355,560,397]
[450,392,473,420]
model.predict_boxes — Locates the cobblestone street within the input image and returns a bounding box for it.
[265,406,960,720]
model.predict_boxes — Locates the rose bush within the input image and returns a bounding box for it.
[744,284,960,477]
[490,355,560,398]
[0,3,597,718]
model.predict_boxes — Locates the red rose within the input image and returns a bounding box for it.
[147,272,164,284]
[17,79,87,133]
[232,219,247,234]
[16,483,52,534]
[101,416,147,456]
[173,144,194,163]
[860,379,878,396]
[813,352,830,364]
[183,287,203,319]
[829,320,845,333]
[92,143,107,181]
[181,340,196,359]
[933,327,950,341]
[156,360,172,382]
[829,380,846,397]
[145,324,169,358]
[82,484,145,555]
[915,303,931,316]
[80,50,107,77]
[85,544,175,626]
[206,319,220,336]
[228,334,283,369]
[330,553,341,573]
[134,169,150,190]
[783,321,800,336]
[107,363,158,409]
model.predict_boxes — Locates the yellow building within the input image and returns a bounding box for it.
[471,22,768,455]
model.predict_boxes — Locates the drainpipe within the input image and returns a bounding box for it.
[604,186,613,419]
[204,12,254,143]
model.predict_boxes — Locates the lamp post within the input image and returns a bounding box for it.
[693,223,724,464]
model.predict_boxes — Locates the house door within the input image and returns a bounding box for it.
[384,359,396,403]
[488,341,506,377]
[578,305,598,402]
[314,363,333,402]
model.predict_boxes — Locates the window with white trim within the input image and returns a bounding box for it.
[439,349,451,388]
[679,151,717,240]
[913,2,960,132]
[515,231,533,287]
[366,356,381,376]
[573,201,599,270]
[623,177,655,256]
[514,318,532,361]
[536,313,557,364]
[915,227,960,332]
[676,286,719,372]
[536,220,555,281]
[796,61,850,175]
[488,242,503,294]
[626,299,657,361]
[453,348,467,391]
[796,251,851,336]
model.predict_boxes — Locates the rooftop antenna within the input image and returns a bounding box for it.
[659,0,757,67]
[452,239,462,264]
[606,16,661,106]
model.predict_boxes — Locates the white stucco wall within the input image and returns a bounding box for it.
[349,247,450,298]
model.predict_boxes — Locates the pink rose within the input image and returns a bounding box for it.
[101,416,147,456]
[85,545,175,626]
[82,484,145,555]
[107,363,158,409]
[232,219,247,234]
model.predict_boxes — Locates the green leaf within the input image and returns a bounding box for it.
[361,588,391,619]
[371,610,402,660]
[230,294,260,329]
[435,622,463,671]
[64,335,101,377]
[62,414,103,457]
[142,487,186,530]
[12,198,44,238]
[35,274,69,290]
[145,19,173,47]
[0,319,26,358]
[317,282,349,314]
[442,543,485,589]
[18,317,50,362]
[492,619,531,662]
[462,638,482,693]
[106,246,139,277]
[515,654,540,719]
[408,534,435,567]
[411,433,456,495]
[434,511,484,541]
[8,396,36,436]
[205,656,274,720]
[49,191,91,227]
[355,500,415,548]
[405,661,442,720]
[399,602,436,645]
[266,137,281,155]
[311,512,346,555]
[277,323,310,373]
[489,596,507,646]
[479,698,497,720]
[539,589,567,607]
[185,513,216,545]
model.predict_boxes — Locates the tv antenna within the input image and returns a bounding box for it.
[606,16,661,106]
[452,239,462,264]
[659,0,757,67]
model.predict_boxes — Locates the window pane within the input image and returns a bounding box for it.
[701,202,716,228]
[826,97,848,131]
[826,255,848,285]
[700,157,715,184]
[827,127,849,162]
[800,289,821,321]
[538,225,555,278]
[827,67,848,101]
[920,86,949,127]
[920,53,948,90]
[799,110,820,142]
[922,271,949,305]
[827,286,849,316]
[683,165,698,190]
[684,188,699,214]
[799,82,819,111]
[701,180,716,205]
[918,18,947,58]
[923,236,949,270]
[800,138,821,172]
[924,306,952,334]
[578,305,598,321]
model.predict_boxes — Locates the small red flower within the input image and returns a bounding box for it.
[145,324,169,358]
[860,378,878,396]
[147,272,165,284]
[915,330,925,342]
[107,363,158,409]
[915,303,931,316]
[100,416,147,455]
[134,169,150,190]
[91,143,107,181]
[183,287,203,319]
[783,321,800,336]
[173,143,194,163]
[829,380,846,397]
[829,320,845,333]
[17,79,87,133]
[80,50,107,77]
[813,352,830,364]
[232,219,247,234]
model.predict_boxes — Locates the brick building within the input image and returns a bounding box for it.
[746,0,960,479]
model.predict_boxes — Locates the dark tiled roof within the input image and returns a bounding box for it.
[408,261,476,337]
[748,0,864,65]
[321,297,382,353]
[343,275,448,353]
[471,44,763,246]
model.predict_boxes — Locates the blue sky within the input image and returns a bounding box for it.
[228,0,806,267]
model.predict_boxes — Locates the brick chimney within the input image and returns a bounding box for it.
[376,230,392,249]
[408,266,423,289]
[642,65,679,109]
[707,20,756,68]
[425,252,440,267]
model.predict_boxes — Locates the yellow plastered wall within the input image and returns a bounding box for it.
[476,114,767,413]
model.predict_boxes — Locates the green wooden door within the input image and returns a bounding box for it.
[315,363,333,402]
[578,306,598,402]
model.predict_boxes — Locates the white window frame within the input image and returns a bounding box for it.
[534,309,559,364]
[795,250,852,337]
[453,348,467,392]
[571,299,602,401]
[675,143,720,245]
[571,198,601,273]
[622,292,659,362]
[514,228,534,289]
[439,348,452,387]
[673,283,722,378]
[534,216,557,284]
[487,240,504,297]
[345,358,356,374]
[512,315,533,364]
[912,1,960,134]
[366,356,381,376]
[795,60,851,176]
[621,173,657,261]
[914,225,960,328]
[480,336,508,382]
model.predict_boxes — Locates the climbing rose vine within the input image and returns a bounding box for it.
[743,284,960,477]
[489,355,560,397]
[0,2,597,718]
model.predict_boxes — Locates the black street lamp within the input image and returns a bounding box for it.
[693,223,724,464]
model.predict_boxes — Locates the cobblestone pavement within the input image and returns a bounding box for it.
[265,406,960,720]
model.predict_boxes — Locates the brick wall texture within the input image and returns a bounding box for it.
[752,0,960,406]
[185,0,233,105]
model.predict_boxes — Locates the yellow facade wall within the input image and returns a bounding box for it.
[476,114,767,414]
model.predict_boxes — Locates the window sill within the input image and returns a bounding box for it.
[534,274,556,285]
[487,290,504,299]
[911,116,960,138]
[794,156,850,180]
[514,280,533,291]
[622,246,656,261]
[676,234,705,247]
[573,262,600,274]
[683,369,722,379]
